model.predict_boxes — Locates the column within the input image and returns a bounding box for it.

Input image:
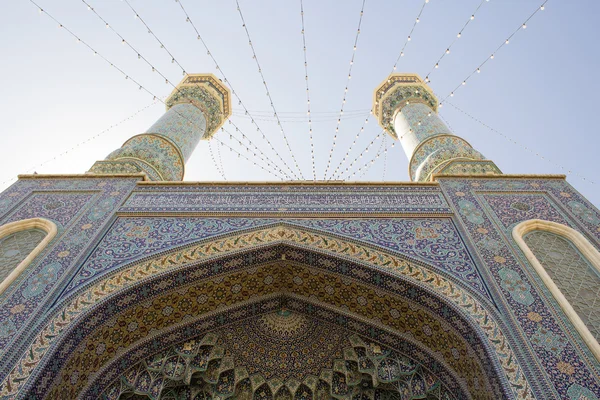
[88,73,231,181]
[373,73,501,182]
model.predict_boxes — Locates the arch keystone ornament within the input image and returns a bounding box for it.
[373,73,501,181]
[0,225,533,400]
[88,73,231,181]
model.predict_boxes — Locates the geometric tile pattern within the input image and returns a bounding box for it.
[438,177,600,399]
[524,230,600,341]
[0,229,46,283]
[0,177,141,358]
[62,217,488,299]
[45,260,490,399]
[103,315,457,400]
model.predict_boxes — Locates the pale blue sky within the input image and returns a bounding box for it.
[1,1,599,206]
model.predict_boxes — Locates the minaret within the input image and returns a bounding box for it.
[89,73,231,181]
[373,73,501,182]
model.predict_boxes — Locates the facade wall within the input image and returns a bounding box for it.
[0,177,598,399]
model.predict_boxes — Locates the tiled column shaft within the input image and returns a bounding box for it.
[88,74,231,181]
[373,73,501,182]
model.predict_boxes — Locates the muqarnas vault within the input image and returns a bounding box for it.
[0,73,599,400]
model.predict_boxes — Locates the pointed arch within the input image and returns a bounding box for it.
[3,225,530,399]
[513,219,600,362]
[0,218,57,296]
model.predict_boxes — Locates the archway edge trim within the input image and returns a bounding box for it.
[0,218,57,296]
[513,218,600,362]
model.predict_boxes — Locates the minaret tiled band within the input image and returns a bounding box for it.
[88,73,231,181]
[373,73,501,181]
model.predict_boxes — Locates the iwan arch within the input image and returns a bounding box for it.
[0,73,598,400]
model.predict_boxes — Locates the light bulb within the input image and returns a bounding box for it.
[407,36,411,41]
[522,23,527,29]
[541,5,545,10]
[446,49,450,54]
[490,54,495,59]
[457,33,461,38]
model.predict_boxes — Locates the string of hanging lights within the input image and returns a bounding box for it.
[329,117,372,179]
[0,100,160,188]
[423,0,487,84]
[391,0,430,73]
[332,0,430,182]
[174,0,302,180]
[322,0,367,180]
[299,0,317,180]
[235,0,305,179]
[215,140,226,180]
[28,0,285,181]
[439,1,548,105]
[208,140,227,180]
[445,101,595,185]
[382,136,388,180]
[83,0,293,179]
[357,134,387,179]
[336,130,385,180]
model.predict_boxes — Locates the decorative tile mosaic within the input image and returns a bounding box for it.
[2,226,529,400]
[2,192,94,229]
[146,103,207,161]
[35,260,497,399]
[119,185,451,214]
[437,177,600,399]
[107,134,184,181]
[409,135,486,182]
[99,311,459,400]
[61,217,488,300]
[0,177,141,360]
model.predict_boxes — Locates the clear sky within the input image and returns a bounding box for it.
[1,0,599,206]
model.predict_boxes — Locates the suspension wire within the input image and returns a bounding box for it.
[208,140,227,180]
[357,133,387,179]
[122,0,187,75]
[330,116,371,179]
[0,100,159,188]
[215,139,225,179]
[424,0,487,83]
[391,0,430,72]
[232,108,370,116]
[332,0,429,181]
[439,1,548,104]
[322,0,367,180]
[382,135,388,180]
[337,130,385,180]
[446,101,595,185]
[235,0,305,179]
[231,112,370,123]
[84,0,292,179]
[174,0,301,180]
[299,0,316,180]
[29,0,283,180]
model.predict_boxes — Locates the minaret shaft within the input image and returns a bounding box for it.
[373,73,501,181]
[88,73,231,181]
[145,103,207,163]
